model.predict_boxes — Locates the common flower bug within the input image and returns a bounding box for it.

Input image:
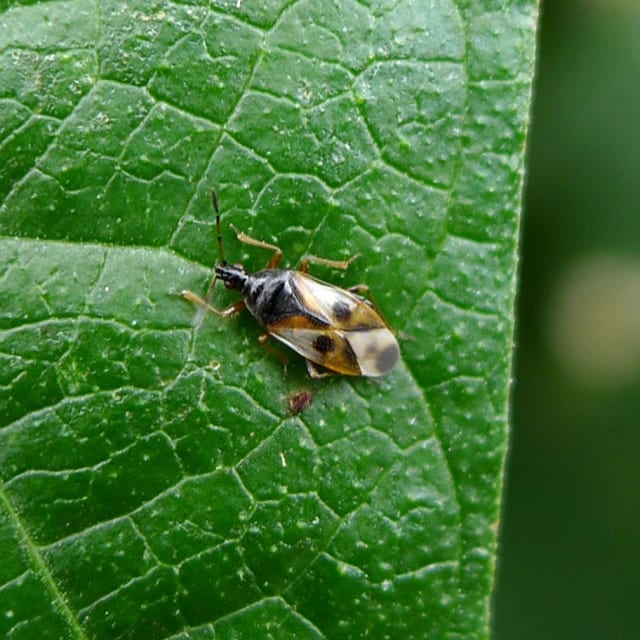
[182,191,400,378]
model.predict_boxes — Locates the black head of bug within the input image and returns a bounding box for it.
[215,262,247,291]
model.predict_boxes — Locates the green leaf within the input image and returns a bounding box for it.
[0,1,537,638]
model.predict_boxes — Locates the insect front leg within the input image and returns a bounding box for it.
[231,226,283,269]
[299,253,360,274]
[182,291,246,317]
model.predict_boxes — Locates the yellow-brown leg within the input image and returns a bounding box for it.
[258,333,289,376]
[231,225,283,269]
[182,290,246,317]
[305,359,334,379]
[299,253,360,274]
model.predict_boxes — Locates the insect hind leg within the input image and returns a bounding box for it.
[305,359,334,379]
[258,333,290,377]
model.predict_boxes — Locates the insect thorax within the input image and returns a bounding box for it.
[243,270,307,326]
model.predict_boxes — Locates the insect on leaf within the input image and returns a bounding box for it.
[0,0,537,638]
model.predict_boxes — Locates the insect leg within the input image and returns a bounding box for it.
[305,359,334,379]
[230,226,283,269]
[258,333,289,375]
[299,253,360,274]
[347,284,371,296]
[182,290,246,317]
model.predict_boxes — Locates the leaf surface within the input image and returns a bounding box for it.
[0,1,537,638]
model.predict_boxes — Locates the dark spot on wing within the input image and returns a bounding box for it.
[376,342,400,374]
[313,335,335,353]
[332,301,352,320]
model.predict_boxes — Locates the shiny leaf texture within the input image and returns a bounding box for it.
[0,1,537,638]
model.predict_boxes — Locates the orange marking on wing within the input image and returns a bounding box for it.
[268,313,329,331]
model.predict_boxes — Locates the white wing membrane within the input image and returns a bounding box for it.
[346,328,399,376]
[275,327,399,377]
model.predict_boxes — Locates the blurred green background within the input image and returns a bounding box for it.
[493,1,640,638]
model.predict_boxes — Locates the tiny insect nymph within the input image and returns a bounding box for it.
[288,389,314,415]
[182,191,400,378]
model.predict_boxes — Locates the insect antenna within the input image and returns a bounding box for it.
[212,189,227,267]
[193,189,224,325]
